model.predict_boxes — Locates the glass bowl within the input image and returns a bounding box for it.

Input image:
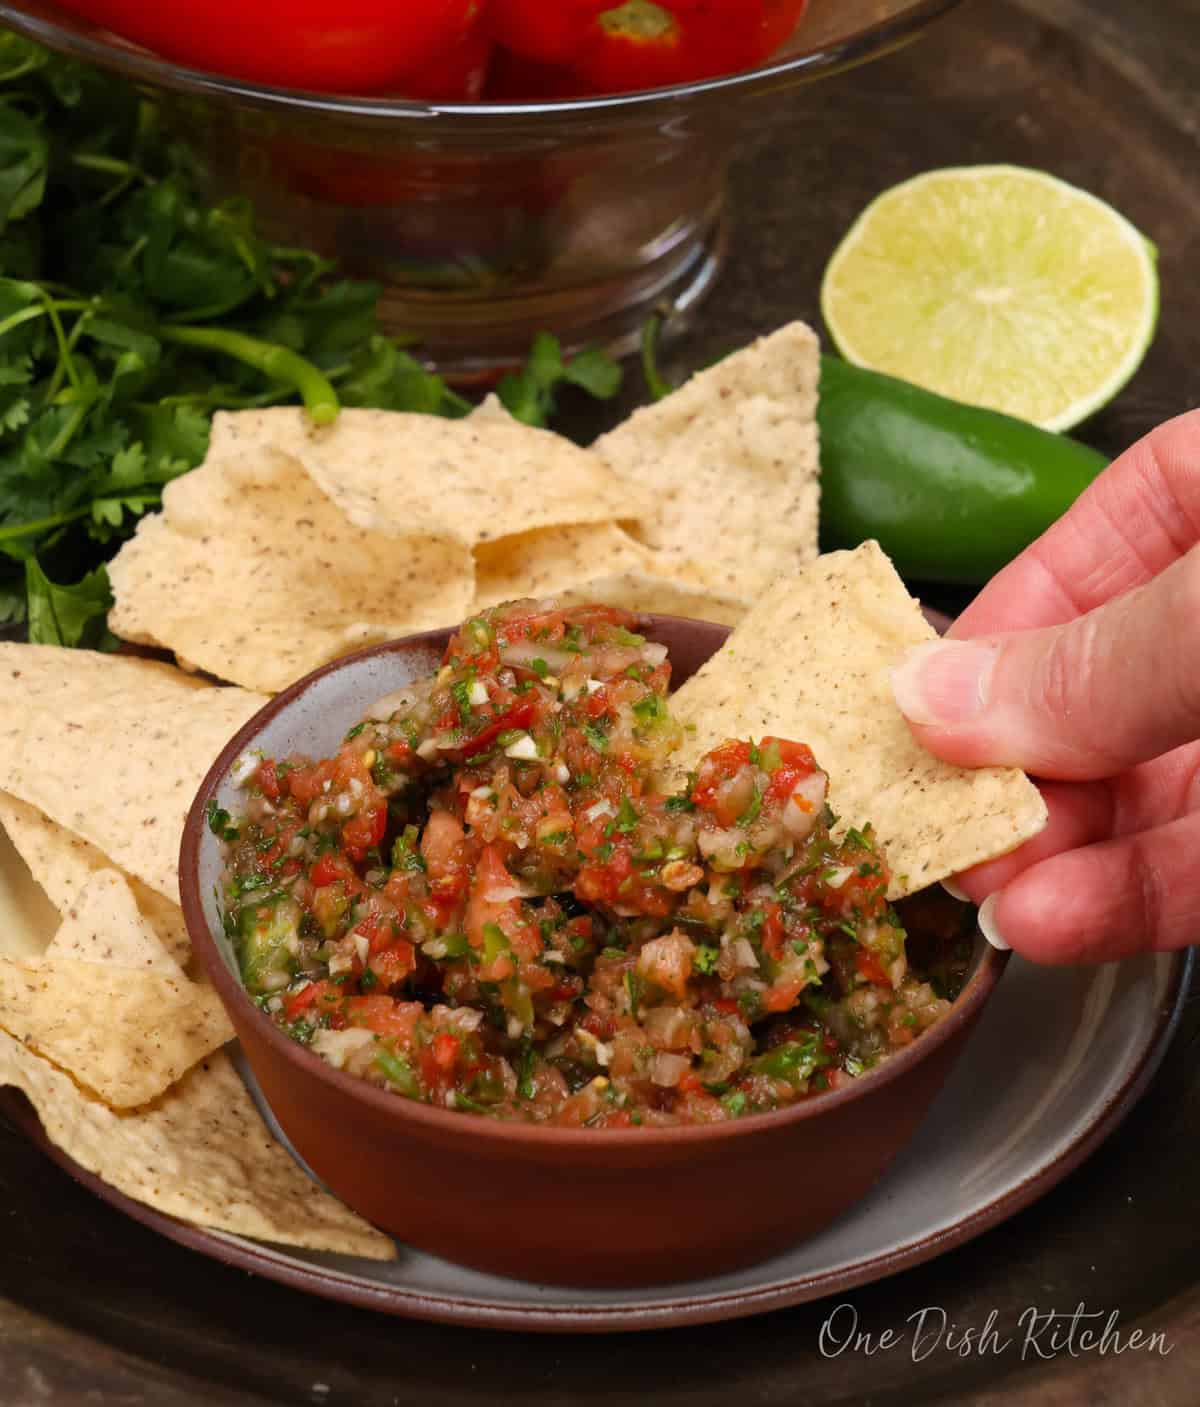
[0,0,962,375]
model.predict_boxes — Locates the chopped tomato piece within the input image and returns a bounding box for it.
[310,853,354,888]
[856,948,892,987]
[341,800,387,861]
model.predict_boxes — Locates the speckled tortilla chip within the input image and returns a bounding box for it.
[669,543,1048,897]
[44,868,185,978]
[473,519,751,627]
[473,522,647,609]
[554,566,749,627]
[0,954,232,1108]
[109,435,472,693]
[594,321,822,599]
[276,406,655,547]
[0,795,191,966]
[0,646,267,905]
[0,1034,395,1259]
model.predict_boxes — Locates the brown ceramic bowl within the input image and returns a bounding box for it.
[181,615,1007,1288]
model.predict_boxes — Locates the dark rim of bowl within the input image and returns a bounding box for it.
[0,0,963,122]
[181,616,1009,1150]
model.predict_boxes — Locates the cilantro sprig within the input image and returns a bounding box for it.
[0,35,622,641]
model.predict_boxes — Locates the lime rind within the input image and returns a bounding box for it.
[819,165,1160,432]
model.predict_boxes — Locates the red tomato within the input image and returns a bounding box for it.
[690,740,752,812]
[345,996,421,1039]
[432,1033,461,1070]
[310,853,355,889]
[761,902,786,961]
[369,942,417,987]
[257,759,281,802]
[856,948,892,987]
[341,801,387,861]
[282,980,338,1022]
[402,22,494,100]
[458,698,537,759]
[54,0,483,94]
[485,0,808,97]
[287,759,334,806]
[488,0,605,66]
[763,737,818,803]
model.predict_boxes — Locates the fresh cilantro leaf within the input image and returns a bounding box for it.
[563,344,622,399]
[205,800,240,843]
[694,944,720,975]
[24,559,116,649]
[497,332,622,427]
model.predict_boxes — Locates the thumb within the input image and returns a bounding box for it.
[890,545,1200,780]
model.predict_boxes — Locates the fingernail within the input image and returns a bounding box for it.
[890,641,997,728]
[977,894,1011,952]
[941,878,970,902]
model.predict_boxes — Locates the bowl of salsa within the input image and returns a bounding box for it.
[182,601,1007,1287]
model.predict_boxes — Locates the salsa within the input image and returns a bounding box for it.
[216,601,972,1128]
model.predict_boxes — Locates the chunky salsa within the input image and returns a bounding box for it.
[216,601,972,1128]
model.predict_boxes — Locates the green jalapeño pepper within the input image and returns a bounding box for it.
[817,357,1109,585]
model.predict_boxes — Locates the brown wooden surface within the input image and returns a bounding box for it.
[3,1,1200,1402]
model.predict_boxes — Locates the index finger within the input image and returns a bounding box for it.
[950,409,1200,639]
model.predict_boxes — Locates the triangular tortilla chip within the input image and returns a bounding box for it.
[669,542,1048,897]
[109,436,472,693]
[594,321,822,598]
[0,1034,394,1259]
[44,868,184,978]
[0,794,191,966]
[0,954,233,1108]
[473,522,647,609]
[0,646,267,905]
[275,406,655,546]
[471,512,751,627]
[554,565,749,627]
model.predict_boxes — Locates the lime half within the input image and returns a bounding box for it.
[820,165,1159,431]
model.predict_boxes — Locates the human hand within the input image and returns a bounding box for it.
[890,409,1200,963]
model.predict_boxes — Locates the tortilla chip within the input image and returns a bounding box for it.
[669,542,1048,897]
[109,436,472,694]
[473,522,646,609]
[0,953,232,1108]
[0,823,59,961]
[44,868,185,978]
[271,405,655,547]
[554,564,750,627]
[0,646,267,905]
[0,794,191,966]
[467,392,513,426]
[594,321,822,598]
[0,1034,395,1258]
[472,512,752,627]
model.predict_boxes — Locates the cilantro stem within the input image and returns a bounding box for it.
[640,313,675,402]
[41,294,81,392]
[159,326,340,424]
[0,304,48,340]
[45,307,93,402]
[0,54,42,83]
[0,507,91,542]
[0,296,90,357]
[71,153,145,181]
